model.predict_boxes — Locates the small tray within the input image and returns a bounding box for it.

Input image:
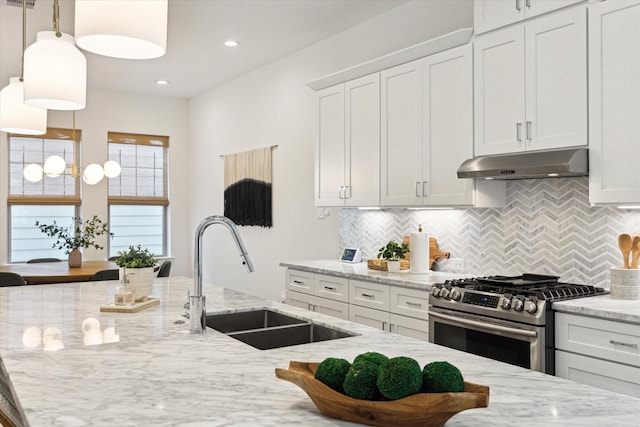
[100,297,160,313]
[275,361,489,427]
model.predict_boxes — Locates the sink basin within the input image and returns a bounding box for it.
[206,309,304,333]
[205,309,355,350]
[229,323,354,350]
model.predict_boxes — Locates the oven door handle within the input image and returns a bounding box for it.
[429,311,538,339]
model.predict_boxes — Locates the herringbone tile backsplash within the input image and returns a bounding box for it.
[339,177,640,288]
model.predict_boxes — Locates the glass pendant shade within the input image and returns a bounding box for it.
[23,31,87,111]
[43,155,66,177]
[0,77,47,135]
[75,0,168,59]
[103,160,121,178]
[23,163,44,182]
[83,163,105,185]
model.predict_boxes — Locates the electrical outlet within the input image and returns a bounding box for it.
[450,258,465,273]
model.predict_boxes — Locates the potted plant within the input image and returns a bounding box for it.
[114,245,157,301]
[377,240,409,273]
[36,215,113,268]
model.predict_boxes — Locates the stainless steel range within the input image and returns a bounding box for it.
[428,274,607,375]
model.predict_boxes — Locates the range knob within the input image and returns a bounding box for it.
[524,299,538,314]
[501,294,512,310]
[512,298,524,312]
[450,289,461,301]
[431,286,441,298]
[440,288,451,299]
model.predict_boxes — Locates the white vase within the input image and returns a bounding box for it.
[120,267,156,301]
[387,260,401,273]
[68,248,82,268]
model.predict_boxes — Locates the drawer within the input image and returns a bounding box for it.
[555,312,640,367]
[390,286,429,320]
[285,269,314,294]
[349,280,390,311]
[349,304,390,331]
[315,274,348,303]
[556,350,640,398]
[314,297,349,320]
[390,313,429,342]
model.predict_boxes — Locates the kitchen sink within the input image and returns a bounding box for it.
[205,309,304,333]
[205,309,355,350]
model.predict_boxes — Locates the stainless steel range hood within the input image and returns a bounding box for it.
[457,148,588,180]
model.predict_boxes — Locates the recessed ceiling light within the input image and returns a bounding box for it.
[224,40,239,47]
[156,80,169,85]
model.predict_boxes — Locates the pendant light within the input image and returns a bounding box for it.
[23,0,87,111]
[75,0,168,60]
[0,0,47,135]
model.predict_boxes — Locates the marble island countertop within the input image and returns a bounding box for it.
[1,276,640,426]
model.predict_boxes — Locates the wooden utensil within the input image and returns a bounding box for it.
[618,234,633,269]
[631,236,640,269]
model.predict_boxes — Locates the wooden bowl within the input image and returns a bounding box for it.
[275,361,489,427]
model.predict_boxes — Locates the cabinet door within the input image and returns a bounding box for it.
[285,290,314,311]
[345,74,380,206]
[315,84,345,206]
[588,0,640,204]
[556,351,640,399]
[474,26,526,156]
[315,298,349,320]
[349,305,390,331]
[285,269,314,294]
[525,7,587,151]
[422,44,474,206]
[526,0,585,20]
[390,314,429,342]
[381,60,423,206]
[474,0,525,34]
[389,286,429,321]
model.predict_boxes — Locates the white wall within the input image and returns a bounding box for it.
[0,89,191,275]
[188,0,473,300]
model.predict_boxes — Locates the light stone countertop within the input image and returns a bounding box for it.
[1,276,639,426]
[282,260,640,324]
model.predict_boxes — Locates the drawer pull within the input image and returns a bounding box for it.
[609,339,638,349]
[293,280,304,285]
[405,301,422,308]
[323,286,336,291]
[361,293,375,299]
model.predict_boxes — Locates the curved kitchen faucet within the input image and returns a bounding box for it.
[190,215,254,334]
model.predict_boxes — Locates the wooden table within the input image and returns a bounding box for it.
[0,261,118,284]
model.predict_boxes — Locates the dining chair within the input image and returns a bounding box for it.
[157,260,172,277]
[26,258,62,263]
[90,269,120,281]
[0,273,26,287]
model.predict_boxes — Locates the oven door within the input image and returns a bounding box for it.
[429,306,545,373]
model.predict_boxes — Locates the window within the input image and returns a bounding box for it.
[8,128,81,262]
[107,132,169,257]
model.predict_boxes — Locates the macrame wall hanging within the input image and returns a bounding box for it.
[222,145,275,227]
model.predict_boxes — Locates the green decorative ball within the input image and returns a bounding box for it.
[376,356,422,400]
[314,358,351,393]
[422,361,465,393]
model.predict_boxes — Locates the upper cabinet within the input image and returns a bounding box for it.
[474,6,587,156]
[380,46,504,207]
[474,0,585,34]
[315,74,380,207]
[588,0,640,205]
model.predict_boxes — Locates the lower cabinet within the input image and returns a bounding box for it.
[555,312,640,398]
[284,269,430,342]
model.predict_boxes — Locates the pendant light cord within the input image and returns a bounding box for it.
[53,0,61,37]
[20,0,26,80]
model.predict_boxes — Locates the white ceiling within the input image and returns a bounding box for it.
[0,0,409,99]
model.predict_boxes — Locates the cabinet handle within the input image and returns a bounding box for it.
[345,186,351,199]
[609,339,638,349]
[515,0,521,11]
[338,186,344,199]
[525,0,531,8]
[361,293,375,299]
[323,286,336,291]
[382,322,388,331]
[422,181,428,197]
[516,122,523,142]
[415,181,421,197]
[293,280,304,285]
[405,301,422,308]
[526,121,532,142]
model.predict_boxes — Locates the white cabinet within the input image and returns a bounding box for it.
[284,270,349,320]
[555,312,640,398]
[350,305,390,331]
[380,60,423,206]
[588,0,640,205]
[315,74,380,207]
[474,0,585,34]
[474,6,587,156]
